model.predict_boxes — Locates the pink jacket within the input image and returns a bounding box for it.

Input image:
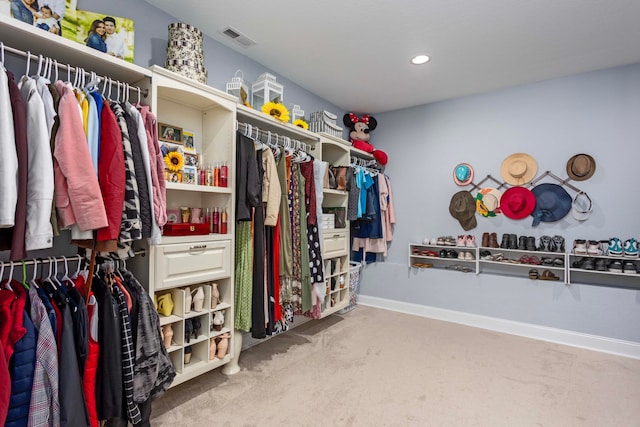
[53,81,108,231]
[139,106,167,227]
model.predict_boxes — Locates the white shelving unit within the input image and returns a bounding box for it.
[132,66,238,387]
[409,242,640,287]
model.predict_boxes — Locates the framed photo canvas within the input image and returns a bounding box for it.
[159,123,183,143]
[182,130,195,153]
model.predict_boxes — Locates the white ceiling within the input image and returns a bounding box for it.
[144,0,640,114]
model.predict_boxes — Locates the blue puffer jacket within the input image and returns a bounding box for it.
[6,310,37,427]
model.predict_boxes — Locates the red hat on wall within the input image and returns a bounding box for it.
[500,186,536,219]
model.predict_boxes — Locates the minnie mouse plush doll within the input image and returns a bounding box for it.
[343,113,388,165]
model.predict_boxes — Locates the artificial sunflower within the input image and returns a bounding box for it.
[262,101,290,123]
[293,119,309,130]
[164,151,185,172]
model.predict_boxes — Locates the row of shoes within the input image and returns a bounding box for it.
[572,257,638,273]
[574,238,638,257]
[479,251,563,266]
[423,235,477,247]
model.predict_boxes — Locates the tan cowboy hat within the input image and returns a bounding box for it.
[500,153,538,186]
[566,154,596,181]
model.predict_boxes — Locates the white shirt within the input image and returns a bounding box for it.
[106,31,127,59]
[0,67,18,228]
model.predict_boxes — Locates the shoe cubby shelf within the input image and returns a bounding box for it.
[408,243,640,288]
[321,254,351,316]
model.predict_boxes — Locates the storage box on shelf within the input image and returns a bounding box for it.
[132,66,237,386]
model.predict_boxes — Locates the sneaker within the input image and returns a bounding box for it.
[465,235,476,247]
[539,235,553,252]
[552,235,565,252]
[456,235,467,247]
[607,237,623,256]
[464,251,475,260]
[429,238,438,245]
[623,261,637,274]
[437,236,446,246]
[595,258,607,271]
[608,260,623,273]
[422,238,431,245]
[480,250,492,260]
[623,238,639,258]
[586,240,602,255]
[573,239,587,254]
[458,251,466,260]
[447,250,458,258]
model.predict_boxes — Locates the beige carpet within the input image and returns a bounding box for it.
[150,305,640,426]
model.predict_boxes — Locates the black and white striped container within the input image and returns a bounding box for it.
[165,22,207,83]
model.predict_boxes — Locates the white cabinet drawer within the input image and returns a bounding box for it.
[154,240,231,290]
[323,230,348,258]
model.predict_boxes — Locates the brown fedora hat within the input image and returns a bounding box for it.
[449,191,477,231]
[566,154,596,181]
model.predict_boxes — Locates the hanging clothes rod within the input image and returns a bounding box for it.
[0,249,146,268]
[0,42,148,98]
[236,120,315,152]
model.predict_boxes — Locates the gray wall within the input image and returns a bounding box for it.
[370,63,640,343]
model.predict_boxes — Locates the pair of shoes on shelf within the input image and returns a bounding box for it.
[439,249,458,258]
[517,236,537,251]
[456,235,476,247]
[606,237,638,257]
[573,239,604,255]
[444,264,473,273]
[184,318,202,343]
[539,235,565,253]
[457,251,475,260]
[481,232,500,248]
[527,269,561,280]
[500,233,517,250]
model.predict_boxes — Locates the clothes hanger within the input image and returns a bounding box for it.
[60,256,72,284]
[0,42,5,67]
[30,259,40,289]
[20,260,29,290]
[24,51,31,79]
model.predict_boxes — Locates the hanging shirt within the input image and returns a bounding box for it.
[19,77,54,250]
[356,168,374,218]
[0,68,18,228]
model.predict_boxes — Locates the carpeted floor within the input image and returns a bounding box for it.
[150,305,640,426]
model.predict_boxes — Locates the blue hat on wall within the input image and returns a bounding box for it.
[453,163,474,186]
[530,183,572,226]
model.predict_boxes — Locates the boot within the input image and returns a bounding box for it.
[481,232,490,248]
[518,236,527,250]
[526,236,537,251]
[489,232,499,248]
[500,234,509,249]
[508,234,518,250]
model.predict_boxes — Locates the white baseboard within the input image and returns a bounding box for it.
[358,295,640,360]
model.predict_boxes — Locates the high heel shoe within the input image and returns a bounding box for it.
[184,345,192,364]
[157,293,174,317]
[209,338,217,360]
[212,310,224,331]
[191,286,205,312]
[191,318,201,339]
[216,332,231,359]
[210,282,220,308]
[161,324,173,349]
[184,319,193,344]
[184,286,192,314]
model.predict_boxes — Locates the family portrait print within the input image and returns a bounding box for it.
[182,130,195,153]
[159,123,183,143]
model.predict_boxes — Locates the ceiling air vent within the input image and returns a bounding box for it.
[221,26,256,48]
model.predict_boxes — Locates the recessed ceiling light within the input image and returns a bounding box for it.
[411,55,430,65]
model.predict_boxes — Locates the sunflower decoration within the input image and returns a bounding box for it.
[293,119,309,130]
[262,101,290,123]
[164,150,185,172]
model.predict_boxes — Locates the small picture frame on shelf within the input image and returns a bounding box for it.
[183,166,197,184]
[184,153,199,168]
[166,209,181,224]
[182,130,195,153]
[165,169,183,183]
[159,123,183,143]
